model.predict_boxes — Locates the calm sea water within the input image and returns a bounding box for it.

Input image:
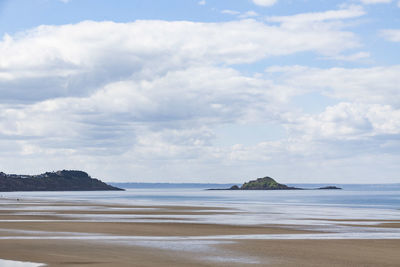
[2,184,399,210]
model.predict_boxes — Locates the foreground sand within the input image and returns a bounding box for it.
[1,239,399,267]
[0,198,399,266]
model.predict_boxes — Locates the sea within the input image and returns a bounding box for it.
[2,183,399,210]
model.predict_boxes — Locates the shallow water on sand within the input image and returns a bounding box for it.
[2,185,400,208]
[1,187,400,234]
[0,259,43,267]
[0,188,399,266]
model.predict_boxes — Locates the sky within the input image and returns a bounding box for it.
[0,0,399,183]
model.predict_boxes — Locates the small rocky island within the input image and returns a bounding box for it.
[0,170,123,192]
[211,176,341,190]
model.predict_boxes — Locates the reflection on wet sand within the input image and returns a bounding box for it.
[0,197,399,266]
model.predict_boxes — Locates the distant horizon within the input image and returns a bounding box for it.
[3,169,399,185]
[109,181,400,185]
[2,169,399,185]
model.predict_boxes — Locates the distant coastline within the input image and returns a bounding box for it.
[110,182,237,189]
[0,170,123,192]
[110,182,400,191]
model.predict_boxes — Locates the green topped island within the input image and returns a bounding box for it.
[211,176,341,190]
[0,170,123,192]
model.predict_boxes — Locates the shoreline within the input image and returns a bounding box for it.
[0,197,399,266]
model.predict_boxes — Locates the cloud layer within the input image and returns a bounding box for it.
[0,5,399,182]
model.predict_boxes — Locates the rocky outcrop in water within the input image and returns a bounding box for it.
[210,176,341,190]
[317,186,342,190]
[240,177,300,190]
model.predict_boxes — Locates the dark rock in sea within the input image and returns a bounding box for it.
[240,177,301,190]
[0,170,123,192]
[208,176,301,190]
[317,186,342,190]
[208,176,341,191]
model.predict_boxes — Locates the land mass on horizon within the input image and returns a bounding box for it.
[210,177,342,190]
[0,170,123,192]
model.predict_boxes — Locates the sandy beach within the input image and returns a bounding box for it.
[0,198,399,266]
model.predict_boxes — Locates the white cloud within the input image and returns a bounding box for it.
[267,5,365,26]
[381,29,400,42]
[0,65,276,151]
[289,102,400,140]
[239,11,259,18]
[325,51,370,62]
[221,9,240,15]
[0,19,361,104]
[265,65,400,106]
[252,0,277,7]
[221,10,258,18]
[359,0,391,4]
[398,0,400,7]
[198,0,206,5]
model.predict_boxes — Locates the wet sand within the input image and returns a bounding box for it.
[224,239,400,267]
[1,239,399,267]
[0,198,399,266]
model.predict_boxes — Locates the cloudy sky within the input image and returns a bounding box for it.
[0,0,399,183]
